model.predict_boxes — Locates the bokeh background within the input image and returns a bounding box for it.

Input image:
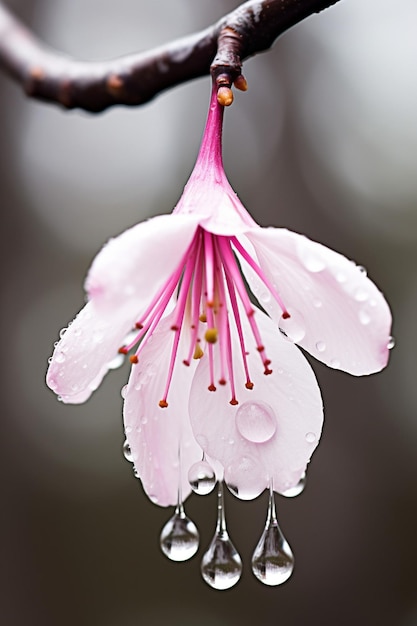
[1,0,417,624]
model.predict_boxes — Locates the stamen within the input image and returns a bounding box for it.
[205,328,218,344]
[230,236,289,316]
[129,355,138,364]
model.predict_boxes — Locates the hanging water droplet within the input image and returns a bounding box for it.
[160,502,199,562]
[188,460,216,495]
[224,456,266,500]
[280,473,306,498]
[201,483,242,590]
[251,488,294,586]
[279,310,306,343]
[235,401,277,443]
[387,336,396,350]
[122,439,134,463]
[132,465,140,478]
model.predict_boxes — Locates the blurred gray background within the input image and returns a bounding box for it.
[1,0,416,624]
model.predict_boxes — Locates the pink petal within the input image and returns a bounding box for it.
[123,314,202,507]
[244,228,392,375]
[46,301,132,403]
[189,309,323,499]
[86,214,199,313]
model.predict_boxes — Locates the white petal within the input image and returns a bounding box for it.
[244,228,392,375]
[86,214,199,315]
[189,309,323,499]
[46,301,131,403]
[123,314,202,507]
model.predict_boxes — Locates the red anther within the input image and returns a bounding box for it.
[159,399,168,408]
[171,324,179,331]
[135,322,143,329]
[118,346,128,354]
[218,378,226,386]
[182,359,190,367]
[245,381,254,390]
[264,368,273,375]
[129,355,138,364]
[208,384,217,392]
[230,398,239,406]
[256,345,265,352]
[282,311,291,319]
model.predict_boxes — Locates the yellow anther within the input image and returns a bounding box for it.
[234,75,248,91]
[193,344,204,360]
[199,313,207,323]
[217,86,234,107]
[204,328,218,344]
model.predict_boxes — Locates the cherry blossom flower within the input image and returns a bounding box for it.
[46,84,392,587]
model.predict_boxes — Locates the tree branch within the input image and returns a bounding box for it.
[0,0,341,113]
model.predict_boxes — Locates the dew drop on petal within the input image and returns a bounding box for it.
[188,460,217,495]
[120,384,128,399]
[387,336,396,350]
[55,351,66,363]
[59,328,67,338]
[357,265,367,276]
[354,287,369,302]
[358,309,371,325]
[279,310,306,343]
[235,401,277,443]
[305,432,316,443]
[133,466,140,478]
[315,341,326,353]
[201,483,242,590]
[160,504,199,562]
[298,245,326,272]
[330,358,341,369]
[251,489,294,586]
[335,271,347,284]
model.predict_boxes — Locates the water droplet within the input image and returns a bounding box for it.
[335,271,347,284]
[140,416,148,425]
[251,488,294,586]
[59,328,67,338]
[188,460,216,495]
[280,473,306,498]
[55,351,66,363]
[92,330,104,344]
[160,503,199,562]
[330,358,341,368]
[133,466,140,478]
[235,401,277,443]
[47,356,53,364]
[315,341,326,353]
[120,384,128,399]
[305,432,316,443]
[224,457,266,500]
[387,336,396,350]
[298,246,326,272]
[279,310,306,343]
[357,265,367,275]
[107,353,125,369]
[358,309,371,325]
[354,288,368,302]
[122,439,134,463]
[259,291,272,304]
[201,483,242,590]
